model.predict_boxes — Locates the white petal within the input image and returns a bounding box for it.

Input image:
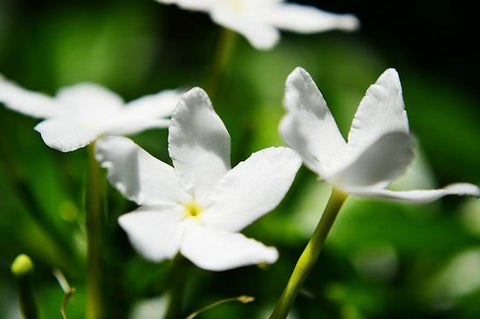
[180,221,278,271]
[202,147,301,232]
[106,118,170,136]
[95,136,190,205]
[329,132,414,190]
[109,89,183,135]
[347,69,409,154]
[168,88,231,203]
[268,3,360,33]
[0,75,58,118]
[34,118,99,152]
[210,8,280,50]
[349,183,480,203]
[280,67,346,176]
[118,206,184,262]
[54,82,123,115]
[124,89,183,119]
[176,0,214,11]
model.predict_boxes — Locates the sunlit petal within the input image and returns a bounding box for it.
[176,0,214,11]
[280,67,346,176]
[95,136,190,205]
[124,89,183,119]
[348,183,480,203]
[168,88,231,203]
[109,89,183,135]
[154,0,359,50]
[55,82,123,114]
[268,3,359,33]
[34,118,99,152]
[202,147,301,231]
[0,75,58,118]
[330,132,414,190]
[347,69,409,154]
[119,206,184,262]
[211,8,280,49]
[181,221,278,271]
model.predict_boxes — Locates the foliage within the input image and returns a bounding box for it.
[1,0,479,318]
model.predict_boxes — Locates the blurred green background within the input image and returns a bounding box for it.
[1,0,479,318]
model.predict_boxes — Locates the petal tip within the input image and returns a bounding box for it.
[184,87,208,100]
[284,67,316,103]
[380,68,401,84]
[264,246,279,264]
[288,66,311,82]
[173,87,212,119]
[337,14,361,31]
[445,183,480,197]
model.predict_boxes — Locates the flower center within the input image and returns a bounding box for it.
[227,0,247,13]
[183,201,203,219]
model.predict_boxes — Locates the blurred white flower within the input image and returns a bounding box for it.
[0,75,183,152]
[426,248,480,310]
[95,87,301,271]
[280,67,480,202]
[129,295,168,319]
[155,0,359,50]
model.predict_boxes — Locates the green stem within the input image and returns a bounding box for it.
[204,28,237,99]
[86,142,103,319]
[186,295,254,319]
[269,188,348,319]
[165,255,189,319]
[18,276,38,319]
[12,254,37,319]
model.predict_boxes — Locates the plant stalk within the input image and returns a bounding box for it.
[165,255,189,319]
[205,28,237,99]
[18,276,38,319]
[11,254,38,319]
[86,142,103,319]
[269,188,348,319]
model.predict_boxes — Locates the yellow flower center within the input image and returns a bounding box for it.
[183,201,203,219]
[227,0,246,13]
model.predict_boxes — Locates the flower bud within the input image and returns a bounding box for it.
[11,254,34,278]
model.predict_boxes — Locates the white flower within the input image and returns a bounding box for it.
[0,75,183,152]
[95,87,301,271]
[280,67,480,202]
[156,0,359,50]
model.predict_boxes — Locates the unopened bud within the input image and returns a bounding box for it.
[11,254,34,277]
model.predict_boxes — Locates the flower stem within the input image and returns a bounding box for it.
[269,188,348,319]
[86,142,104,319]
[186,295,254,319]
[165,255,189,319]
[18,277,38,319]
[205,28,237,99]
[11,254,38,319]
